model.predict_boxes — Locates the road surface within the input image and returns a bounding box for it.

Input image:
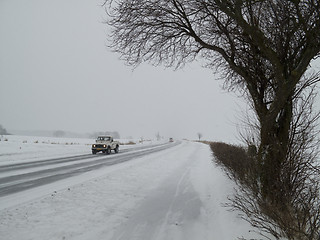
[0,141,266,240]
[0,141,180,197]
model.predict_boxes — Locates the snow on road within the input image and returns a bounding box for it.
[0,140,266,240]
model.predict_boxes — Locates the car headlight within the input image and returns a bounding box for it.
[92,144,96,147]
[103,144,106,148]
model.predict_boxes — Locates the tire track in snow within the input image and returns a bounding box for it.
[111,142,202,240]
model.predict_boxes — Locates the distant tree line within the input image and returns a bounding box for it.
[90,131,120,139]
[0,124,9,135]
[53,130,65,137]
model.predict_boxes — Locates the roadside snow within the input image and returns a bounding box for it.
[0,135,151,166]
[0,139,269,240]
[0,135,92,164]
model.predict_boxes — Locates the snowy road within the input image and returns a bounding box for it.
[0,141,179,197]
[0,140,267,240]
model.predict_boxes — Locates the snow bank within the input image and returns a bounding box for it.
[0,135,94,165]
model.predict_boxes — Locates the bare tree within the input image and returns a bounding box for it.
[197,132,203,141]
[104,0,320,199]
[0,124,9,135]
[104,0,320,237]
[156,132,161,141]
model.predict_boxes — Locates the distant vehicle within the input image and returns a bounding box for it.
[92,136,120,154]
[169,138,174,142]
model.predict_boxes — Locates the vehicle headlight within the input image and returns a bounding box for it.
[93,144,96,147]
[103,144,106,148]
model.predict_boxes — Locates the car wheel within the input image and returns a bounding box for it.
[92,150,96,154]
[114,145,119,153]
[106,147,111,154]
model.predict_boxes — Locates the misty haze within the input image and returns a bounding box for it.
[1,1,320,240]
[0,0,244,143]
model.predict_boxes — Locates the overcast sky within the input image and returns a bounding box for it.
[1,0,319,142]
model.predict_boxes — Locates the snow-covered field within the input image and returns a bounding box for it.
[0,135,269,240]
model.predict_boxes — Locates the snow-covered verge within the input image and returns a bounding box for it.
[0,139,270,240]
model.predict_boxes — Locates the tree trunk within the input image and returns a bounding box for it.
[258,97,293,204]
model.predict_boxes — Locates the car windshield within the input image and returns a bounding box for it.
[97,137,110,141]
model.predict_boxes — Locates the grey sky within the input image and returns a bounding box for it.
[1,0,318,142]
